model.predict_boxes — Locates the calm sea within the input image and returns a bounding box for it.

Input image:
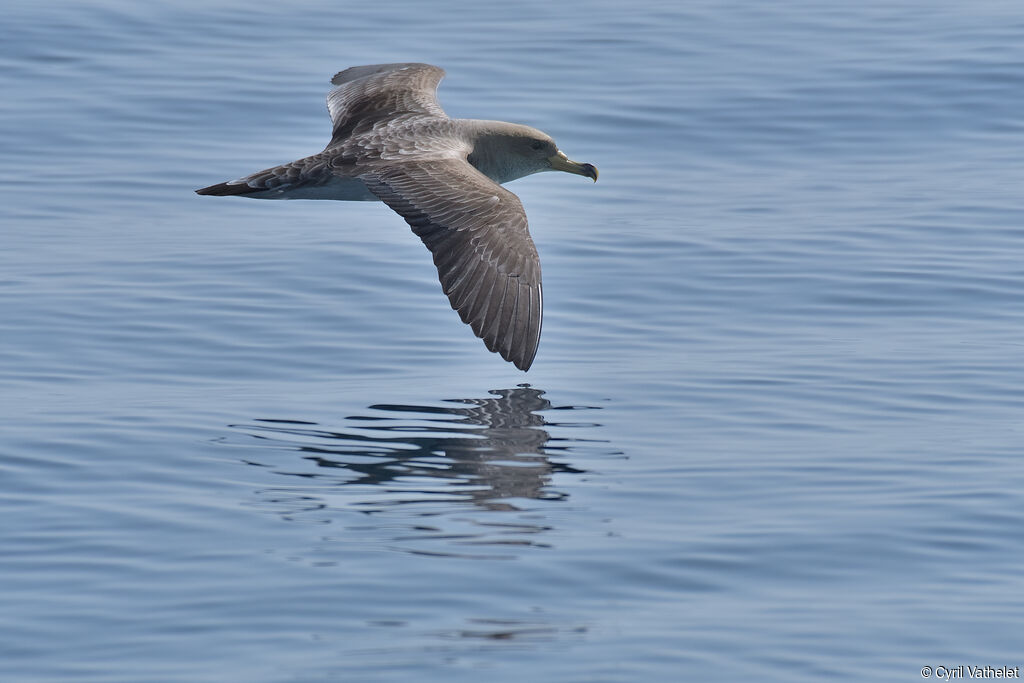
[3,1,1024,680]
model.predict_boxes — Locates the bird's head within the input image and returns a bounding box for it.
[513,129,598,182]
[469,123,598,184]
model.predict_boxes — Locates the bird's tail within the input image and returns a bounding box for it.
[195,180,260,196]
[196,154,333,198]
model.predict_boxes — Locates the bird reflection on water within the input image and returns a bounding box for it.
[228,385,609,558]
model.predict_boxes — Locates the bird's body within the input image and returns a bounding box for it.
[197,63,596,371]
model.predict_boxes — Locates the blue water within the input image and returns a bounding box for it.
[4,1,1024,680]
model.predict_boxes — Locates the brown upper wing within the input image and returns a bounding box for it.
[326,63,447,145]
[360,159,543,371]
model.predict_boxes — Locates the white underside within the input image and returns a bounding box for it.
[245,176,379,201]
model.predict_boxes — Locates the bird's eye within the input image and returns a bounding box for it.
[530,140,545,151]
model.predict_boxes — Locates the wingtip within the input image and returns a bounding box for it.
[501,327,539,372]
[513,356,535,372]
[330,62,443,87]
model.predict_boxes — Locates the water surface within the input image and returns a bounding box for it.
[3,1,1024,680]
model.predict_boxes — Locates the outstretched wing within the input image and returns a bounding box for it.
[360,159,543,371]
[326,63,447,145]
